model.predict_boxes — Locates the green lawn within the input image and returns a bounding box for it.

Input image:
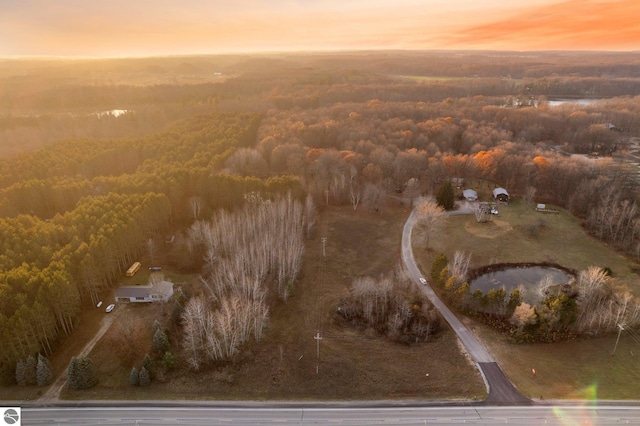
[413,199,640,399]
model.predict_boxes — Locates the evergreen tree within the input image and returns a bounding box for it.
[129,367,139,386]
[152,320,162,335]
[430,254,448,286]
[67,357,80,389]
[152,328,169,355]
[24,354,37,386]
[436,181,455,211]
[171,299,184,326]
[36,353,53,386]
[139,366,151,387]
[507,289,522,316]
[67,356,97,390]
[15,360,26,386]
[162,351,176,372]
[142,353,153,375]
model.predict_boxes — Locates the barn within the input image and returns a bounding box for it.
[492,187,509,202]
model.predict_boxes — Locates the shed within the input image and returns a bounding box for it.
[462,189,478,201]
[492,187,509,202]
[115,280,174,303]
[450,177,465,188]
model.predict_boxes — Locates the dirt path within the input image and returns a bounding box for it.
[38,308,121,403]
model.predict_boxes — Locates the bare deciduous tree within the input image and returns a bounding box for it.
[523,186,537,205]
[415,197,447,251]
[188,196,203,220]
[474,204,488,223]
[448,251,471,285]
[363,183,384,211]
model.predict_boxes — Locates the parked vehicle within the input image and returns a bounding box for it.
[105,304,115,313]
[419,277,427,284]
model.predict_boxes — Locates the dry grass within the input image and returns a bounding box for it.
[29,197,640,402]
[61,201,486,401]
[414,199,640,400]
[467,318,640,400]
[415,199,640,292]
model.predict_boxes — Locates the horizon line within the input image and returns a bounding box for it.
[2,47,640,61]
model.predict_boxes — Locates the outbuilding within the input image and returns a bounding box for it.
[463,189,478,201]
[492,187,509,202]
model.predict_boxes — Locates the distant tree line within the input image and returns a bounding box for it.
[3,52,640,385]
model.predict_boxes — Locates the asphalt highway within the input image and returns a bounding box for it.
[10,203,640,426]
[20,404,640,425]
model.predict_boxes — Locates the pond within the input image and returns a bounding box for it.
[469,265,572,294]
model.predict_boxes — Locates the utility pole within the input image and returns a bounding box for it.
[321,237,327,257]
[314,331,322,374]
[612,323,625,355]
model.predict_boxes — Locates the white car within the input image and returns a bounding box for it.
[105,304,115,313]
[419,277,427,284]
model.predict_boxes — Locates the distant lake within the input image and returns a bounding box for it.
[95,109,130,117]
[547,98,602,107]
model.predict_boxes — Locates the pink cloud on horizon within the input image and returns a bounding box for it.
[441,0,640,50]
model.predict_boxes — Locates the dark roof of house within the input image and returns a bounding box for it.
[115,285,151,298]
[115,281,174,299]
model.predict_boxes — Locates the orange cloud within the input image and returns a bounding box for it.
[444,0,640,50]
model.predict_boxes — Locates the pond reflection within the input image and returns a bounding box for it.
[470,266,572,294]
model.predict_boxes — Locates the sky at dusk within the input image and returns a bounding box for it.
[2,0,640,57]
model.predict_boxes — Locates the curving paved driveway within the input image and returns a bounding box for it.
[402,207,530,405]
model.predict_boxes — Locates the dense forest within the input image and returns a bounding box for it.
[2,51,640,383]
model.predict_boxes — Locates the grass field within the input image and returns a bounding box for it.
[10,196,640,402]
[60,201,486,401]
[413,199,640,400]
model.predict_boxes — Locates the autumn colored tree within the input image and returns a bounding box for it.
[415,198,447,251]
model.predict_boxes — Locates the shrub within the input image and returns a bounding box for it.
[430,254,448,285]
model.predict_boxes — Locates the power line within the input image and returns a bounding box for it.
[612,323,625,355]
[314,331,322,374]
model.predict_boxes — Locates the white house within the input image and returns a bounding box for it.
[115,281,174,303]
